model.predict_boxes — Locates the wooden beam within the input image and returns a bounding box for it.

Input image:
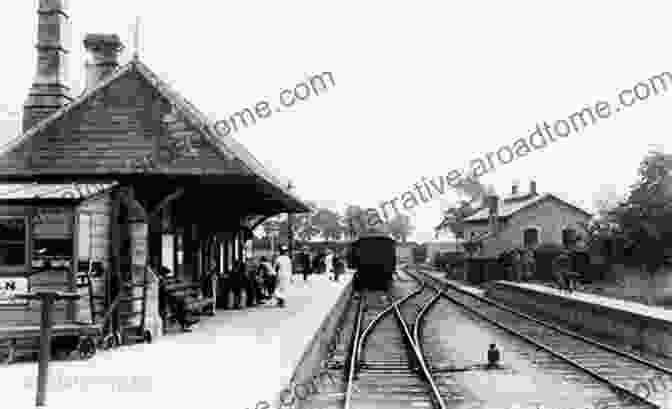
[148,188,185,220]
[67,208,78,321]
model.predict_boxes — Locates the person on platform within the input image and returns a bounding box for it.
[244,259,259,307]
[521,248,535,281]
[257,256,274,300]
[157,266,197,332]
[231,260,247,309]
[273,246,293,307]
[553,254,575,292]
[301,249,312,282]
[333,254,345,282]
[313,252,324,275]
[324,250,334,279]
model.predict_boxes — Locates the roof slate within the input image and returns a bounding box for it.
[0,58,308,211]
[463,193,591,222]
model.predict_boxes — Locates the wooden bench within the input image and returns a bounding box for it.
[0,322,103,364]
[159,273,216,330]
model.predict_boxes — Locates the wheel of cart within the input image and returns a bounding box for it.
[117,267,153,346]
[0,322,103,364]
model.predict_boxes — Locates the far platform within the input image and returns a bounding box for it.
[1,273,352,409]
[422,267,672,365]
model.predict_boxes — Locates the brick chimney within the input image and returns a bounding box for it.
[530,180,537,195]
[83,34,124,92]
[22,0,74,133]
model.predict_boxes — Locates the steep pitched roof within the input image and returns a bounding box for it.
[463,193,591,223]
[0,58,308,212]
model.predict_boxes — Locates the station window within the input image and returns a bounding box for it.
[562,228,577,248]
[0,217,27,271]
[523,227,540,248]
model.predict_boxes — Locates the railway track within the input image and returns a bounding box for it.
[409,266,672,409]
[299,271,447,409]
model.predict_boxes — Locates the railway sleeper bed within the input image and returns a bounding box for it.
[0,322,103,364]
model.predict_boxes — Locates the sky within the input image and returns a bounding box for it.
[2,1,672,243]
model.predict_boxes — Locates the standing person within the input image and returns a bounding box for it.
[257,256,273,300]
[521,248,534,281]
[231,260,246,309]
[333,254,345,282]
[245,259,259,307]
[273,245,292,307]
[313,252,323,276]
[324,250,334,279]
[553,254,572,292]
[512,250,522,282]
[302,249,312,282]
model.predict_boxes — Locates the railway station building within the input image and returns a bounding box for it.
[0,0,309,346]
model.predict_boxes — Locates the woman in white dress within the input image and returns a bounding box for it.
[273,246,293,307]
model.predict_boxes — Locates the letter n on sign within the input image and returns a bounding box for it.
[0,277,28,305]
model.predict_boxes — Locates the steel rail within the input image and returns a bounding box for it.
[395,287,448,409]
[343,295,364,409]
[408,268,660,409]
[416,268,672,378]
[346,286,421,409]
[356,286,422,363]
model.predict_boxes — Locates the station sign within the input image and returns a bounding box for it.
[0,277,29,305]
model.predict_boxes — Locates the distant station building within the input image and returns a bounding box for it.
[0,1,308,343]
[436,181,591,258]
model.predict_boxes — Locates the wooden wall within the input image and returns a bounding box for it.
[0,191,115,327]
[75,192,112,323]
[0,204,74,325]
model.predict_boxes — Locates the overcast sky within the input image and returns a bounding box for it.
[2,1,672,243]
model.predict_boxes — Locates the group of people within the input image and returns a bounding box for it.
[499,248,536,282]
[158,245,349,330]
[552,253,580,292]
[222,245,294,309]
[295,248,347,282]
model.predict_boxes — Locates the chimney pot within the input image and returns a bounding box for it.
[83,33,124,92]
[23,0,73,132]
[530,180,537,195]
[512,184,518,195]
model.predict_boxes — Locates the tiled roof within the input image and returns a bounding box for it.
[0,58,308,212]
[464,193,545,221]
[462,193,591,222]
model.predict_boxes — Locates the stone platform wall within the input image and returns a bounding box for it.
[485,281,672,358]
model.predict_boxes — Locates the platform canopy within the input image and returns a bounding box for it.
[0,58,310,216]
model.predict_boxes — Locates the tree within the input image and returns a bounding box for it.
[592,184,625,219]
[607,150,672,304]
[344,205,367,240]
[438,200,481,239]
[293,201,320,241]
[387,213,414,243]
[311,208,344,241]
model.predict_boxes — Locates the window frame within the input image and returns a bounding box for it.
[0,215,30,276]
[522,226,541,248]
[561,226,578,248]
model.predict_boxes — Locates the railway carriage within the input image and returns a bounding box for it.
[351,234,396,291]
